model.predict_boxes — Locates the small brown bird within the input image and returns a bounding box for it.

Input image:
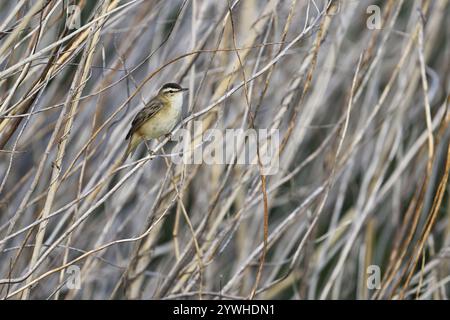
[124,82,188,159]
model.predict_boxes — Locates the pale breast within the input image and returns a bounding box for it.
[139,100,182,139]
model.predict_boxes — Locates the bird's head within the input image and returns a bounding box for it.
[158,82,188,100]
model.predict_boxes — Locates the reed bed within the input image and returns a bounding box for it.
[0,0,449,299]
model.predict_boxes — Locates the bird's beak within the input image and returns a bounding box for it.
[181,88,189,92]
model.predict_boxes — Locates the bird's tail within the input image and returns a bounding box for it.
[122,135,140,162]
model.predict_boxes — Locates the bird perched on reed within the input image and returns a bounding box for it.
[123,82,188,159]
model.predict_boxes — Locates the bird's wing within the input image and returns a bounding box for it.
[125,98,164,140]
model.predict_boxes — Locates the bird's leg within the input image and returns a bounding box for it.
[143,139,154,157]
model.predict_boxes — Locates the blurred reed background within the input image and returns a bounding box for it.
[0,0,449,299]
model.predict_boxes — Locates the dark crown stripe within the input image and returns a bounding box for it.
[161,82,182,90]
